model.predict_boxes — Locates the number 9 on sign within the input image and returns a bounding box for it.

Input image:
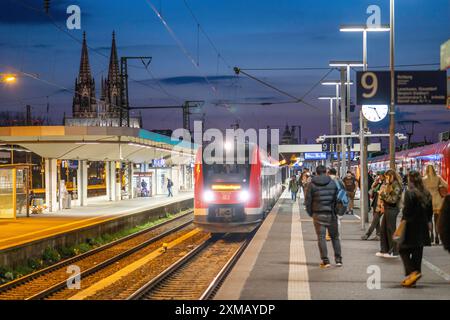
[361,72,378,98]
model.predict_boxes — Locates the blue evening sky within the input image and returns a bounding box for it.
[0,0,448,143]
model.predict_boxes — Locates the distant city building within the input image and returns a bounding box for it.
[281,124,298,144]
[65,32,141,128]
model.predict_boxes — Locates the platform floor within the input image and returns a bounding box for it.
[0,192,193,251]
[216,190,450,300]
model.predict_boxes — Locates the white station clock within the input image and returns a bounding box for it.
[362,105,388,122]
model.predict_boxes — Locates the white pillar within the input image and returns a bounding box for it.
[106,161,117,201]
[45,158,57,212]
[115,162,121,201]
[77,160,88,206]
[171,166,179,196]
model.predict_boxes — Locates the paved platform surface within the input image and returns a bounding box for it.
[215,190,450,300]
[0,193,193,251]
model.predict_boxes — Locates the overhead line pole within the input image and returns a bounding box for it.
[389,0,396,169]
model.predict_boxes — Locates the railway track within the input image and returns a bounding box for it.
[127,233,252,300]
[0,210,194,300]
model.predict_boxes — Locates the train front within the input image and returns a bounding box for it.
[194,144,262,233]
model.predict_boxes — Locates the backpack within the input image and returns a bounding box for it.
[334,179,349,216]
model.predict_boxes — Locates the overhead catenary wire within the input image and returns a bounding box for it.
[145,0,243,122]
[233,67,335,109]
[145,0,217,94]
[240,62,440,71]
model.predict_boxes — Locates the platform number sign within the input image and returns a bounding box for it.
[357,71,390,105]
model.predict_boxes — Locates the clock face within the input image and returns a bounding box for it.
[362,105,388,122]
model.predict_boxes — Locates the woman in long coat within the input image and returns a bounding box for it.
[423,165,448,244]
[377,170,403,258]
[399,171,433,287]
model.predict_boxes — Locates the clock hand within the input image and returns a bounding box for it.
[374,108,381,119]
[368,106,381,119]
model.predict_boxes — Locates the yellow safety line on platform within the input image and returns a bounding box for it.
[0,215,120,250]
[288,198,311,300]
[68,228,203,300]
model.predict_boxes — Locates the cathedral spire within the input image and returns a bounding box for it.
[73,31,97,118]
[104,31,122,115]
[79,31,92,82]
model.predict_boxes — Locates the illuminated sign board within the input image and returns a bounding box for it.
[304,152,327,160]
[151,158,166,167]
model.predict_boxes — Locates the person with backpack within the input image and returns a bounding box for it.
[361,172,384,240]
[328,168,348,237]
[305,165,342,268]
[342,171,357,215]
[167,178,174,197]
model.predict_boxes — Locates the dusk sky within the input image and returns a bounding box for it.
[0,0,448,143]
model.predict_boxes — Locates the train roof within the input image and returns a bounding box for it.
[369,140,450,163]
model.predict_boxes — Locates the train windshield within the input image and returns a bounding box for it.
[202,143,253,185]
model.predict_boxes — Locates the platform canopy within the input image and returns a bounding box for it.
[0,126,197,164]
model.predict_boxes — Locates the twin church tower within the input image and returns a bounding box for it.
[72,32,124,120]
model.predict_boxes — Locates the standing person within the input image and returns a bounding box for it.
[398,171,433,287]
[423,164,448,245]
[305,165,341,268]
[342,171,357,215]
[361,172,384,240]
[438,195,450,253]
[399,167,407,188]
[167,178,174,197]
[376,169,403,258]
[288,176,299,201]
[300,169,309,196]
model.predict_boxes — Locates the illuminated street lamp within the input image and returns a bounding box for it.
[318,96,341,140]
[340,24,390,228]
[339,24,390,72]
[328,61,362,176]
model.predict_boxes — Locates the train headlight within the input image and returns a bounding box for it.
[239,190,250,202]
[203,190,215,202]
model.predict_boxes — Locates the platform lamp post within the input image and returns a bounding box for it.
[339,24,390,224]
[321,81,353,173]
[328,61,364,177]
[318,96,341,166]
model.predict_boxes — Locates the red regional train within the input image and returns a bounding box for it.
[368,140,450,192]
[194,142,283,233]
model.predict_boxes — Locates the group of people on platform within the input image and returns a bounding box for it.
[288,164,450,288]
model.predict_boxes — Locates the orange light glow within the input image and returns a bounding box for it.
[211,184,241,191]
[2,74,17,83]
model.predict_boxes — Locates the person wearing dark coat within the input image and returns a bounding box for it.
[398,171,433,288]
[305,165,340,268]
[438,195,450,253]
